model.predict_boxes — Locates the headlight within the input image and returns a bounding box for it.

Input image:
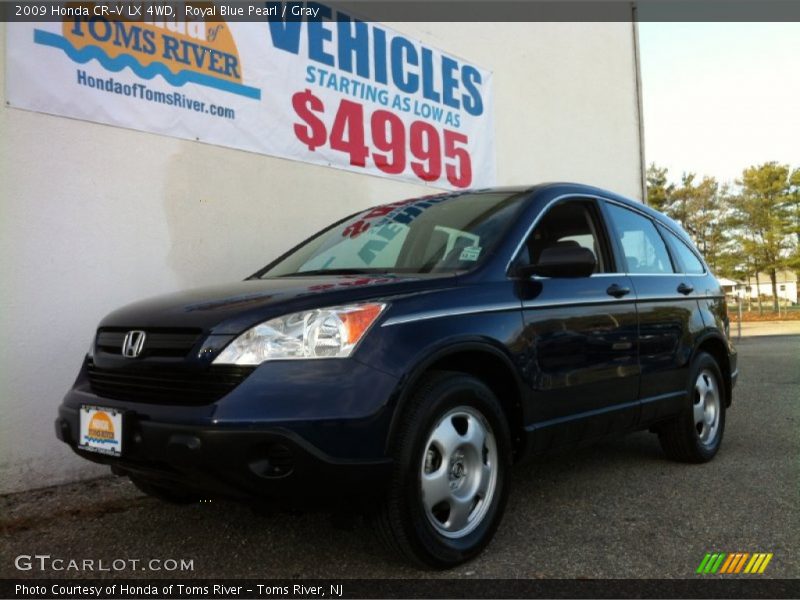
[213,303,387,365]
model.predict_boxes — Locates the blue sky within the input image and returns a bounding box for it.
[638,22,799,185]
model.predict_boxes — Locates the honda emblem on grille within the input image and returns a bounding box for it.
[121,330,147,358]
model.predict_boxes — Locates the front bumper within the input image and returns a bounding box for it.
[55,406,392,503]
[56,357,400,504]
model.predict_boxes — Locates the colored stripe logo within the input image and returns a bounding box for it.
[697,552,773,574]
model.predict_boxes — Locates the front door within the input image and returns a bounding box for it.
[516,197,640,452]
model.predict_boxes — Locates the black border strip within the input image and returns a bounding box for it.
[2,1,800,23]
[3,578,800,599]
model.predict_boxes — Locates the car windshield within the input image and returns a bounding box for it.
[256,191,527,277]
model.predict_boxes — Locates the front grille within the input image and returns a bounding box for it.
[96,328,202,358]
[87,362,255,405]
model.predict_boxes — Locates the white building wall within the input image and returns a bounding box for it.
[0,21,644,493]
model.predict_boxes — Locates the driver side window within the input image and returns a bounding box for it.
[518,199,611,273]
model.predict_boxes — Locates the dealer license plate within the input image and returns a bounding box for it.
[78,405,123,456]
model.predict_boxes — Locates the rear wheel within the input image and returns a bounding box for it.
[130,476,200,505]
[375,371,512,568]
[658,352,726,463]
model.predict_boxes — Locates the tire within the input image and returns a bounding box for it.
[375,371,512,568]
[658,352,726,463]
[130,476,200,505]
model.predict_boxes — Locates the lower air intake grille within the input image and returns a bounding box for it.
[87,363,255,405]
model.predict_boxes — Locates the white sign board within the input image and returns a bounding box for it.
[6,4,496,189]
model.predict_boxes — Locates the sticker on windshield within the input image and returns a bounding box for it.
[460,246,482,261]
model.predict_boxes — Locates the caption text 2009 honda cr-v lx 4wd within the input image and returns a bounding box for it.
[56,183,738,567]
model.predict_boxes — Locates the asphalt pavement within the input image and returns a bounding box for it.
[1,334,798,580]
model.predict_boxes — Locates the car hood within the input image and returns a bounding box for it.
[98,274,458,334]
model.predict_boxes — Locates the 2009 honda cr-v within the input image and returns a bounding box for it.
[56,183,738,567]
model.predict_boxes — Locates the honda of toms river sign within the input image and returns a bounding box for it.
[5,3,496,189]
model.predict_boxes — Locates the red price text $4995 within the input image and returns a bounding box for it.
[292,89,473,189]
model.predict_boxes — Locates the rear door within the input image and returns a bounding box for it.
[601,201,702,422]
[516,197,640,452]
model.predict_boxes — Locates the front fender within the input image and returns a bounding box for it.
[356,310,527,453]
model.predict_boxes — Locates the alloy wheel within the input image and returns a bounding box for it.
[420,407,498,539]
[694,368,721,446]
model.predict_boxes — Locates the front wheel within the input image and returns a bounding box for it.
[658,352,726,463]
[375,371,512,568]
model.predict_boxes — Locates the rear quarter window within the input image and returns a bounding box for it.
[658,224,706,275]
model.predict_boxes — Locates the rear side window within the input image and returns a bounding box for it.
[659,225,705,274]
[605,204,674,274]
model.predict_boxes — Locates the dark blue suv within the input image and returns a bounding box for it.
[56,183,737,567]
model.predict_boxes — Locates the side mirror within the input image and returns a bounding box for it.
[518,245,597,278]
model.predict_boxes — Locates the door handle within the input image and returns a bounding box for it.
[677,282,694,295]
[606,283,631,298]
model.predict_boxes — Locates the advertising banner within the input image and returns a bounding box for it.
[5,3,496,189]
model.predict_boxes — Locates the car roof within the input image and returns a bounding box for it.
[374,183,695,248]
[492,182,696,247]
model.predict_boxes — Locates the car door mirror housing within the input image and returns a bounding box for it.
[520,246,597,278]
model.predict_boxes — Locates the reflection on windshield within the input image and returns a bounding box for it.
[257,191,526,278]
